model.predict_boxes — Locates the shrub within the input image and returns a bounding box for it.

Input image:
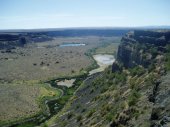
[165,45,170,71]
[100,86,108,93]
[148,63,155,72]
[114,72,127,83]
[81,108,86,113]
[71,70,75,73]
[76,104,81,109]
[86,109,96,118]
[150,47,158,58]
[90,88,94,94]
[41,123,48,127]
[60,121,68,127]
[67,112,73,119]
[106,113,114,122]
[129,66,145,77]
[76,115,82,122]
[128,90,141,106]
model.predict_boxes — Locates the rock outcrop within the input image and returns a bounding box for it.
[114,30,170,127]
[0,34,29,49]
[117,30,170,68]
[0,33,53,50]
[46,30,170,127]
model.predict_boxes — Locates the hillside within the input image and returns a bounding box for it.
[45,30,170,127]
[0,30,121,127]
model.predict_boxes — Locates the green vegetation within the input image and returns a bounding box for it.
[0,80,60,127]
[165,44,170,71]
[17,123,37,127]
[45,54,159,127]
[67,112,73,120]
[150,46,158,58]
[128,90,141,106]
[148,63,156,72]
[129,66,145,77]
[86,109,96,118]
[106,113,114,121]
[76,115,82,122]
[114,72,127,83]
[1,36,121,126]
[0,36,121,126]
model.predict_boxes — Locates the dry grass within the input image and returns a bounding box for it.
[94,37,121,54]
[0,36,120,124]
[0,36,118,81]
[0,81,61,124]
[0,81,40,122]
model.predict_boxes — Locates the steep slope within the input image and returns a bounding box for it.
[45,30,170,127]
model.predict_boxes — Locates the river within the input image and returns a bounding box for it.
[9,54,115,127]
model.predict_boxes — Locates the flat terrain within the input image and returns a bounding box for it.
[0,36,118,81]
[89,54,115,75]
[95,37,120,54]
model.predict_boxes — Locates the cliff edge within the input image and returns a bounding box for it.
[46,30,170,127]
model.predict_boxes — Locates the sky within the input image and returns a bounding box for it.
[0,0,170,29]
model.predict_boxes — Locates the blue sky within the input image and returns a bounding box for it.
[0,0,170,29]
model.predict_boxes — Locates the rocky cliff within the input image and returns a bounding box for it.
[0,33,53,50]
[117,30,170,68]
[45,30,170,127]
[112,30,170,127]
[0,34,28,50]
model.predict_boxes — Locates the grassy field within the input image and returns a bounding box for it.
[95,42,120,55]
[94,37,121,55]
[0,80,61,126]
[0,36,119,81]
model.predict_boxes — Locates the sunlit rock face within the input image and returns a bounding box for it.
[117,30,170,68]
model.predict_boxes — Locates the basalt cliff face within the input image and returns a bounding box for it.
[46,30,170,127]
[0,34,28,50]
[117,30,170,68]
[0,33,53,50]
[112,30,170,127]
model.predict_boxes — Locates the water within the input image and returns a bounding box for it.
[59,43,86,47]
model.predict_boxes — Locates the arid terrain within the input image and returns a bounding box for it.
[0,36,119,81]
[0,33,121,126]
[1,29,170,127]
[1,0,169,126]
[45,30,170,127]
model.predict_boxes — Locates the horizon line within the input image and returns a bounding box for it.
[0,25,170,31]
